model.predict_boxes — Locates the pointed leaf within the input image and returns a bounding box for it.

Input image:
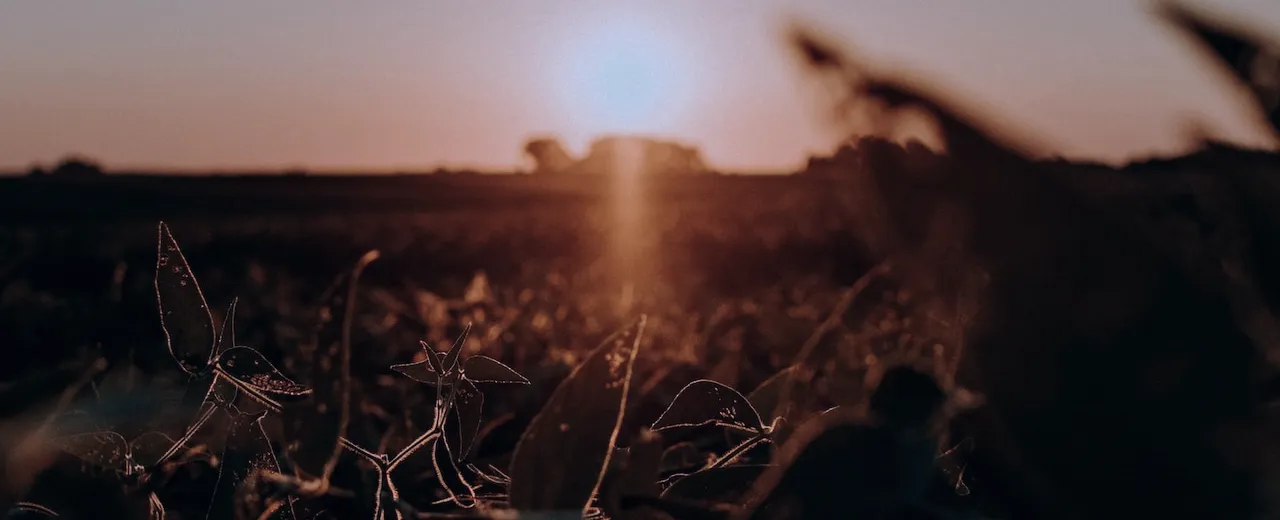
[431,433,477,508]
[284,250,377,484]
[388,359,438,386]
[419,340,447,379]
[452,378,484,460]
[56,431,130,474]
[215,347,311,411]
[155,222,216,375]
[653,380,764,433]
[508,316,647,514]
[216,298,238,355]
[441,324,472,375]
[207,410,295,520]
[463,356,529,384]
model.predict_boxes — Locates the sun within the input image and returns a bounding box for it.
[552,16,697,136]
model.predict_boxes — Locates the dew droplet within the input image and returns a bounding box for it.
[158,254,169,267]
[559,423,569,432]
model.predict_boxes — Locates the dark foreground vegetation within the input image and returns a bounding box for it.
[4,1,1280,519]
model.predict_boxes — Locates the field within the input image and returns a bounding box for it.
[1,172,902,519]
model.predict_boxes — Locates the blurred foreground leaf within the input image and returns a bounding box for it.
[507,315,647,514]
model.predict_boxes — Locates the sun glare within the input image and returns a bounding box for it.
[553,16,697,136]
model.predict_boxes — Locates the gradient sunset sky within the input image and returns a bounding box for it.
[2,0,1278,172]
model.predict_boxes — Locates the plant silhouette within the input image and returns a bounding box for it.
[334,324,529,518]
[390,323,530,462]
[154,223,311,520]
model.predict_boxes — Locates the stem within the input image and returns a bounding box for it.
[372,465,386,520]
[154,401,218,467]
[390,377,457,469]
[379,468,404,520]
[705,432,770,470]
[340,437,385,465]
[389,429,441,470]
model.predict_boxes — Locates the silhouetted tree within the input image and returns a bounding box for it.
[50,155,104,178]
[523,136,576,175]
[575,136,710,176]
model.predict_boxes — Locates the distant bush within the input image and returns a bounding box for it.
[50,155,104,178]
[524,136,576,175]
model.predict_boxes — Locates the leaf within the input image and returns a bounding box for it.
[601,429,664,520]
[388,357,437,386]
[441,324,472,375]
[207,409,295,520]
[660,465,771,503]
[155,222,216,376]
[507,315,647,514]
[216,298,238,354]
[652,380,764,433]
[56,431,129,474]
[463,356,530,384]
[452,378,484,460]
[214,347,311,412]
[7,502,58,518]
[390,340,449,387]
[283,250,377,484]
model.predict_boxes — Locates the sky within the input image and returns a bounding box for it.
[1,0,1279,173]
